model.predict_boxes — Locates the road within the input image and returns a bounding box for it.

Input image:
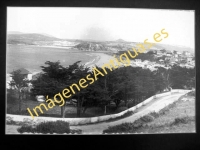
[70,92,185,134]
[6,92,186,134]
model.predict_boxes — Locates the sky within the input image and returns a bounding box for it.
[7,7,194,49]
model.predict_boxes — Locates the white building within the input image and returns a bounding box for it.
[183,51,191,56]
[7,68,32,89]
[134,59,141,62]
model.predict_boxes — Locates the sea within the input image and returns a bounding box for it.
[6,45,94,74]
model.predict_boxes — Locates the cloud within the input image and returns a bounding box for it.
[81,26,114,41]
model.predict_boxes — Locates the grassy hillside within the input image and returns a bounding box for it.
[103,91,195,134]
[7,33,61,45]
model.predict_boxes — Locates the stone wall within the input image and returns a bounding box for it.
[6,89,191,126]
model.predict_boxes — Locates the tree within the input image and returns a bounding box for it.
[88,66,112,114]
[147,50,155,55]
[68,62,90,117]
[154,67,172,91]
[9,70,29,112]
[169,65,195,89]
[31,60,91,118]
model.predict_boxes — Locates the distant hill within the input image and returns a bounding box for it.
[115,39,126,43]
[7,32,194,54]
[152,43,194,54]
[75,42,106,51]
[38,33,57,38]
[7,33,61,45]
[7,31,24,34]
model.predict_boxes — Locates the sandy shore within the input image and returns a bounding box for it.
[34,45,73,49]
[85,53,114,68]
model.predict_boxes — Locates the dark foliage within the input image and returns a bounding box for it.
[30,60,195,118]
[17,120,71,134]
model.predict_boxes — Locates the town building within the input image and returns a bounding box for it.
[10,68,32,80]
[134,59,142,62]
[182,51,191,56]
[7,68,32,89]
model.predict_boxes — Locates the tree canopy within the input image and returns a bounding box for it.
[31,60,195,118]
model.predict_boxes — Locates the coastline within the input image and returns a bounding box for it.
[7,43,115,74]
[34,45,74,49]
[84,53,114,68]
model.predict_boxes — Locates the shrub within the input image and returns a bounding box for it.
[149,112,160,118]
[106,105,116,113]
[17,125,35,133]
[140,115,155,123]
[133,119,144,128]
[171,116,194,126]
[159,102,177,115]
[17,120,71,134]
[22,118,35,126]
[127,101,135,108]
[6,116,17,125]
[103,122,136,134]
[6,89,18,104]
[122,111,133,117]
[174,117,188,124]
[88,107,103,115]
[35,120,70,134]
[7,108,29,115]
[115,106,128,113]
[187,91,195,97]
[70,129,82,134]
[118,101,125,107]
[103,113,155,133]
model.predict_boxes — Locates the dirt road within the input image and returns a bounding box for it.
[6,92,186,134]
[69,93,184,134]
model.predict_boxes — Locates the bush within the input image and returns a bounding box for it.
[149,112,160,118]
[106,105,116,113]
[88,107,103,115]
[127,101,135,108]
[17,120,71,134]
[36,121,70,134]
[103,122,136,134]
[7,90,18,104]
[133,119,143,128]
[7,108,29,115]
[115,106,128,113]
[6,116,17,125]
[118,101,125,107]
[103,113,155,133]
[70,129,82,134]
[187,91,195,97]
[17,125,35,133]
[174,117,188,124]
[140,115,154,123]
[159,102,177,115]
[171,116,194,126]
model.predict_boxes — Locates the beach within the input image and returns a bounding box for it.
[6,45,94,73]
[85,53,114,69]
[6,44,115,80]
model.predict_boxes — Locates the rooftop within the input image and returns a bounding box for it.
[11,68,31,74]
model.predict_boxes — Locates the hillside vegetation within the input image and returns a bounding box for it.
[7,33,61,45]
[103,91,195,134]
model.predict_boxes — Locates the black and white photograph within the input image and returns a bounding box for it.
[6,7,195,134]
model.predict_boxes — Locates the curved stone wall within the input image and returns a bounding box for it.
[6,89,191,126]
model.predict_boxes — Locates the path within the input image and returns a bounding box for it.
[6,92,185,134]
[69,92,184,134]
